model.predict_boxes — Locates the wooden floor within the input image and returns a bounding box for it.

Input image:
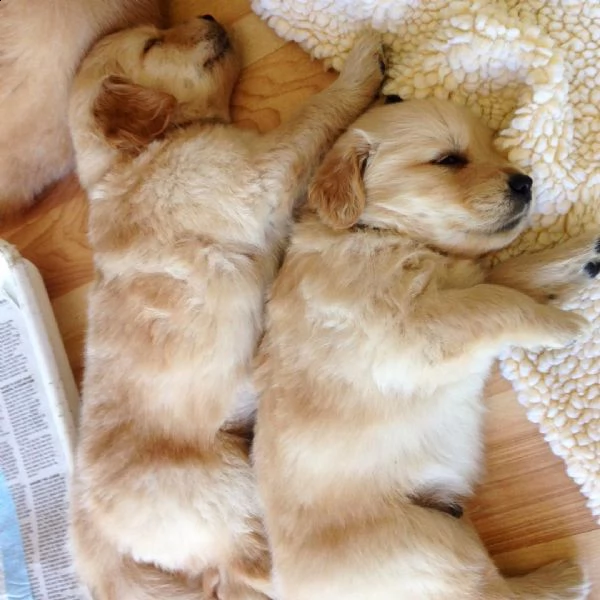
[1,0,598,594]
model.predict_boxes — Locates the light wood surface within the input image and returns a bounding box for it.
[1,0,597,594]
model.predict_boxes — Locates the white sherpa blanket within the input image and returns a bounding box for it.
[252,0,600,521]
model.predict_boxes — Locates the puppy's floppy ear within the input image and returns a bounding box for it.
[308,129,371,229]
[93,75,177,153]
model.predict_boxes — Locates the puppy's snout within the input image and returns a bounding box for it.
[202,16,228,44]
[195,14,227,37]
[508,173,533,208]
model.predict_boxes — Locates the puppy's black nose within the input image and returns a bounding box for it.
[199,14,216,21]
[508,173,533,197]
[508,173,533,206]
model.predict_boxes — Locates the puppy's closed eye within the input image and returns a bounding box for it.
[433,153,468,167]
[143,37,162,54]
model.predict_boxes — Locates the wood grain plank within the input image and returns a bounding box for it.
[233,42,336,132]
[231,13,289,68]
[52,284,90,386]
[471,380,598,555]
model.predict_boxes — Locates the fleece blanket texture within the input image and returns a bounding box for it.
[252,0,600,521]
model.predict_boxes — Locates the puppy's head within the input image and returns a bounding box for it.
[74,16,240,153]
[308,99,533,255]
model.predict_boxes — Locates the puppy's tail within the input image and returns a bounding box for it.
[505,560,590,600]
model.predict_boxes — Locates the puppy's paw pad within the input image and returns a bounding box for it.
[384,94,404,104]
[584,260,600,278]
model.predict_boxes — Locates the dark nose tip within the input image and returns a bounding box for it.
[198,14,216,22]
[508,173,533,206]
[508,173,533,196]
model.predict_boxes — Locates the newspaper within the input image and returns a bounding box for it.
[0,242,87,600]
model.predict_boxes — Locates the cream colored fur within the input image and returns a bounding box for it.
[254,99,597,600]
[0,0,164,219]
[68,18,384,600]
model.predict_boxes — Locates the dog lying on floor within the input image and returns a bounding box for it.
[254,98,596,600]
[0,0,164,219]
[67,17,384,600]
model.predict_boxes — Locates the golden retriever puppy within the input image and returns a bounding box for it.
[68,16,384,600]
[0,0,164,219]
[254,98,596,600]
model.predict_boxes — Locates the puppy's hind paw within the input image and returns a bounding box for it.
[507,560,590,600]
[337,31,386,97]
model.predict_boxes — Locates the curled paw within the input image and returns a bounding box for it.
[338,32,386,96]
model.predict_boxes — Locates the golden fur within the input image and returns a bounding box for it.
[0,0,164,219]
[254,99,597,600]
[68,18,384,600]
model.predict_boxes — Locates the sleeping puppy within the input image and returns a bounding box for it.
[254,98,596,600]
[68,17,384,600]
[0,0,164,219]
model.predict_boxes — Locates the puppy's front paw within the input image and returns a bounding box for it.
[537,307,587,349]
[336,32,385,98]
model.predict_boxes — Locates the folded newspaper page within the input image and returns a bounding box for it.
[0,241,87,600]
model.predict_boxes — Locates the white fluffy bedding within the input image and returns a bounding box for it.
[252,0,600,521]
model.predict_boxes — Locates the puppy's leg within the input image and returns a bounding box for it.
[220,520,275,599]
[260,33,385,213]
[71,505,206,600]
[419,284,586,361]
[487,232,600,303]
[75,431,272,600]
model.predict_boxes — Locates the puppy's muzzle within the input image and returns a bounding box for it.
[493,173,533,233]
[198,15,230,57]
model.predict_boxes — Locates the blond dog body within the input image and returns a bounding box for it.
[68,19,383,600]
[0,0,163,218]
[255,100,595,600]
